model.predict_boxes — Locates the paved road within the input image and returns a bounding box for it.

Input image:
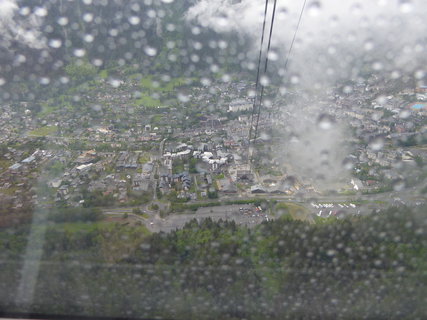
[102,191,426,233]
[103,204,270,233]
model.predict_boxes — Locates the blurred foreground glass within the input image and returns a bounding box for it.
[0,0,426,319]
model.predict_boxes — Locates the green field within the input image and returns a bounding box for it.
[28,126,58,137]
[150,114,163,125]
[275,202,310,221]
[133,94,161,107]
[39,104,58,117]
[99,69,109,79]
[138,153,150,164]
[0,159,12,173]
[0,186,18,196]
[139,76,192,92]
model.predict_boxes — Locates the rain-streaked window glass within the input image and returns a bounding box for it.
[0,0,426,319]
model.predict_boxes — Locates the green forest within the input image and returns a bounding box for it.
[0,206,426,319]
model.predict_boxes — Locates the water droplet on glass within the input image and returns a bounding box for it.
[277,7,288,20]
[247,89,256,98]
[149,10,158,18]
[60,76,69,84]
[191,26,201,35]
[166,41,175,49]
[290,75,300,84]
[166,23,176,32]
[278,86,287,95]
[364,40,374,51]
[350,3,362,15]
[282,176,296,189]
[34,7,47,17]
[39,77,50,85]
[371,111,383,121]
[129,16,140,25]
[317,114,335,130]
[15,54,26,65]
[267,51,278,61]
[343,85,352,94]
[375,95,387,105]
[108,78,122,88]
[0,78,6,86]
[48,39,62,48]
[92,105,102,112]
[210,64,219,73]
[109,28,118,37]
[399,0,413,13]
[217,16,229,28]
[372,61,383,71]
[221,74,231,82]
[290,135,300,143]
[193,41,203,50]
[368,136,384,151]
[326,249,336,256]
[73,48,86,57]
[161,75,171,83]
[83,34,94,43]
[328,15,339,27]
[391,70,400,79]
[200,78,211,86]
[92,58,103,67]
[260,132,271,141]
[177,92,190,103]
[392,179,405,191]
[19,7,30,16]
[218,40,228,49]
[307,1,321,16]
[190,54,200,63]
[414,70,425,79]
[168,54,177,62]
[260,76,270,86]
[83,13,94,22]
[57,17,68,26]
[144,46,157,56]
[342,158,354,170]
[399,109,411,119]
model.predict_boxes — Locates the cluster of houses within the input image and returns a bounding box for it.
[117,151,138,169]
[0,149,53,212]
[0,73,425,213]
[51,148,155,205]
[159,171,191,192]
[162,143,234,172]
